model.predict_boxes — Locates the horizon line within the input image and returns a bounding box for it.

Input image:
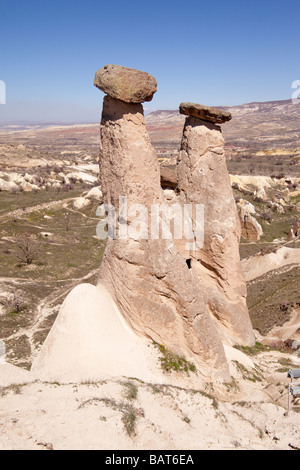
[0,97,294,125]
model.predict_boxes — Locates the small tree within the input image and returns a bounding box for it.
[7,291,27,314]
[15,232,40,265]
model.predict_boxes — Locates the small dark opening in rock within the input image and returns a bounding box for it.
[186,259,191,269]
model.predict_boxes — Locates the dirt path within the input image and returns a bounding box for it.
[0,197,76,221]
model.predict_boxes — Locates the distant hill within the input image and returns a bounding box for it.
[0,99,299,175]
[0,121,96,132]
[145,99,300,150]
[1,99,299,150]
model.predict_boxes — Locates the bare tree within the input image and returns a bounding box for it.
[15,232,41,265]
[7,290,27,314]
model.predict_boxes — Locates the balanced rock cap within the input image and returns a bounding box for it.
[179,102,232,124]
[94,64,157,103]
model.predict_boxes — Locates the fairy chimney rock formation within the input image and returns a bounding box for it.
[93,68,254,381]
[29,68,255,385]
[176,102,254,346]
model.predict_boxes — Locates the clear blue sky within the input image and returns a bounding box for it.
[0,0,299,121]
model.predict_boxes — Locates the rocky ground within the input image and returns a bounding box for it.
[0,341,299,450]
[0,147,105,369]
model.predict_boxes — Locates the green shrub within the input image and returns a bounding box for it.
[154,343,196,375]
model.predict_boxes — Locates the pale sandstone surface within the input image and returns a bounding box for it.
[0,362,30,387]
[242,246,300,282]
[237,199,264,242]
[229,174,276,190]
[160,166,178,189]
[97,95,230,381]
[30,283,165,384]
[288,218,300,241]
[265,307,300,343]
[0,351,299,450]
[176,116,255,347]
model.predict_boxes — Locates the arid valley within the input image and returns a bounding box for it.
[0,97,300,450]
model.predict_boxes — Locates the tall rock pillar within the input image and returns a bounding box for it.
[176,103,255,346]
[94,66,230,380]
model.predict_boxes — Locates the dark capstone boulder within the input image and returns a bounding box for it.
[94,64,157,103]
[179,102,232,124]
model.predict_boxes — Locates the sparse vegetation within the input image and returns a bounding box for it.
[121,404,138,436]
[0,382,28,397]
[276,357,296,370]
[0,182,106,366]
[153,342,196,375]
[15,232,41,265]
[199,390,219,410]
[232,361,264,383]
[122,381,138,401]
[233,342,272,356]
[247,266,300,335]
[230,408,265,440]
[78,396,143,437]
[6,291,28,315]
[5,334,31,369]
